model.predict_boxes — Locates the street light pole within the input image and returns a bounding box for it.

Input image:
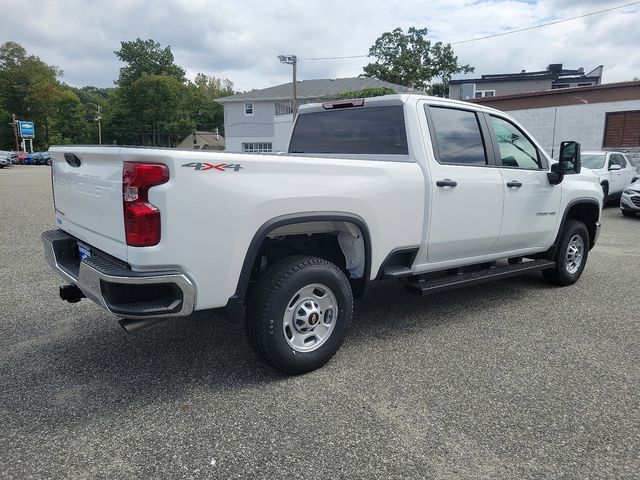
[278,54,298,115]
[96,105,102,145]
[11,113,19,151]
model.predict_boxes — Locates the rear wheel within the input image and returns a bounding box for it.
[246,255,353,374]
[543,220,589,286]
[622,209,636,217]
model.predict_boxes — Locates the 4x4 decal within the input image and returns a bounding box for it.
[182,162,243,172]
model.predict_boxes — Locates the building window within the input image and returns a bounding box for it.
[244,102,254,116]
[242,142,272,153]
[275,100,293,116]
[474,90,496,98]
[604,111,640,148]
[552,84,570,89]
[577,83,593,87]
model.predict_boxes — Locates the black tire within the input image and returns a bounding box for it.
[508,256,522,265]
[543,220,589,286]
[621,209,636,217]
[246,255,353,374]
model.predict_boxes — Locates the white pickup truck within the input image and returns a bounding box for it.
[43,94,602,374]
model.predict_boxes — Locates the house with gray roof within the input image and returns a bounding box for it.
[216,77,411,152]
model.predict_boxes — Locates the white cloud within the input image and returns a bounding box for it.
[1,0,638,91]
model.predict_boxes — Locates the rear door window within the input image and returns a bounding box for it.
[288,106,408,155]
[427,106,488,165]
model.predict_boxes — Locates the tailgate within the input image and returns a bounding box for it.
[49,146,127,261]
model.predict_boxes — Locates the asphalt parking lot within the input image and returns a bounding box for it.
[1,165,638,479]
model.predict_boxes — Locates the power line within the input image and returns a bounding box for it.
[451,1,640,45]
[298,1,640,60]
[300,54,370,61]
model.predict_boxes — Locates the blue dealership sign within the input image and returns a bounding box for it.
[18,121,35,138]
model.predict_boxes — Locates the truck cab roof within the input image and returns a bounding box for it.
[297,93,505,116]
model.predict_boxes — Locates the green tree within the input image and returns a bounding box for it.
[49,89,89,144]
[362,27,473,96]
[108,39,199,146]
[102,88,138,145]
[191,73,234,135]
[338,87,396,99]
[128,74,191,145]
[114,38,185,90]
[194,73,234,100]
[0,41,67,149]
[70,85,112,144]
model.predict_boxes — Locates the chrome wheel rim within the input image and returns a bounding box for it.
[283,283,337,352]
[565,234,584,275]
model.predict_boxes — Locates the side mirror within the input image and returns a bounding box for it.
[548,141,581,185]
[609,164,622,171]
[559,141,581,174]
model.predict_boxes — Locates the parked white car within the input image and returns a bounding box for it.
[620,180,640,217]
[581,151,638,200]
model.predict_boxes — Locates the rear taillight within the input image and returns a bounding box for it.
[123,162,169,247]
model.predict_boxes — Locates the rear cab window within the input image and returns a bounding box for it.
[288,105,408,155]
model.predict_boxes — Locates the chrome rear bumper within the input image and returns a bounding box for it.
[42,229,195,319]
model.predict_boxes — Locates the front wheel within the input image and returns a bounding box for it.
[543,220,589,286]
[246,255,353,374]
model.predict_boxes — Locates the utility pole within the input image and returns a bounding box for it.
[95,105,102,145]
[10,114,19,151]
[278,55,298,115]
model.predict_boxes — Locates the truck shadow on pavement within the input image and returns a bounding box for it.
[3,272,552,426]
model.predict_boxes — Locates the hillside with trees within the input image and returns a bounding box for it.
[0,39,233,150]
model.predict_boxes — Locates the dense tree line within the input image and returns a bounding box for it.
[0,39,233,150]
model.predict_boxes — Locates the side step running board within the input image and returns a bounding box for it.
[406,259,555,296]
[383,265,413,278]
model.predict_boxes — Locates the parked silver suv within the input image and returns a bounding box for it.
[0,151,12,168]
[620,180,640,217]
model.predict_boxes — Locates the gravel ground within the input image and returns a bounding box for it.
[1,165,638,479]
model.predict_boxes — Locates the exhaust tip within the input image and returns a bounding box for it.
[60,284,85,303]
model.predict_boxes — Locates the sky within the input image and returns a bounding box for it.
[1,0,639,92]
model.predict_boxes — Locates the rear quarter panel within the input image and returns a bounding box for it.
[120,149,425,310]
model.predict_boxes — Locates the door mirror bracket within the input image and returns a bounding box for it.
[547,163,564,185]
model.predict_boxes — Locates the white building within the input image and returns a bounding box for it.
[216,77,411,153]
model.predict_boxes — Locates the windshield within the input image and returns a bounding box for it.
[581,154,605,169]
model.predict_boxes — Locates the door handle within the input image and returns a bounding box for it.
[506,180,523,188]
[436,179,457,187]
